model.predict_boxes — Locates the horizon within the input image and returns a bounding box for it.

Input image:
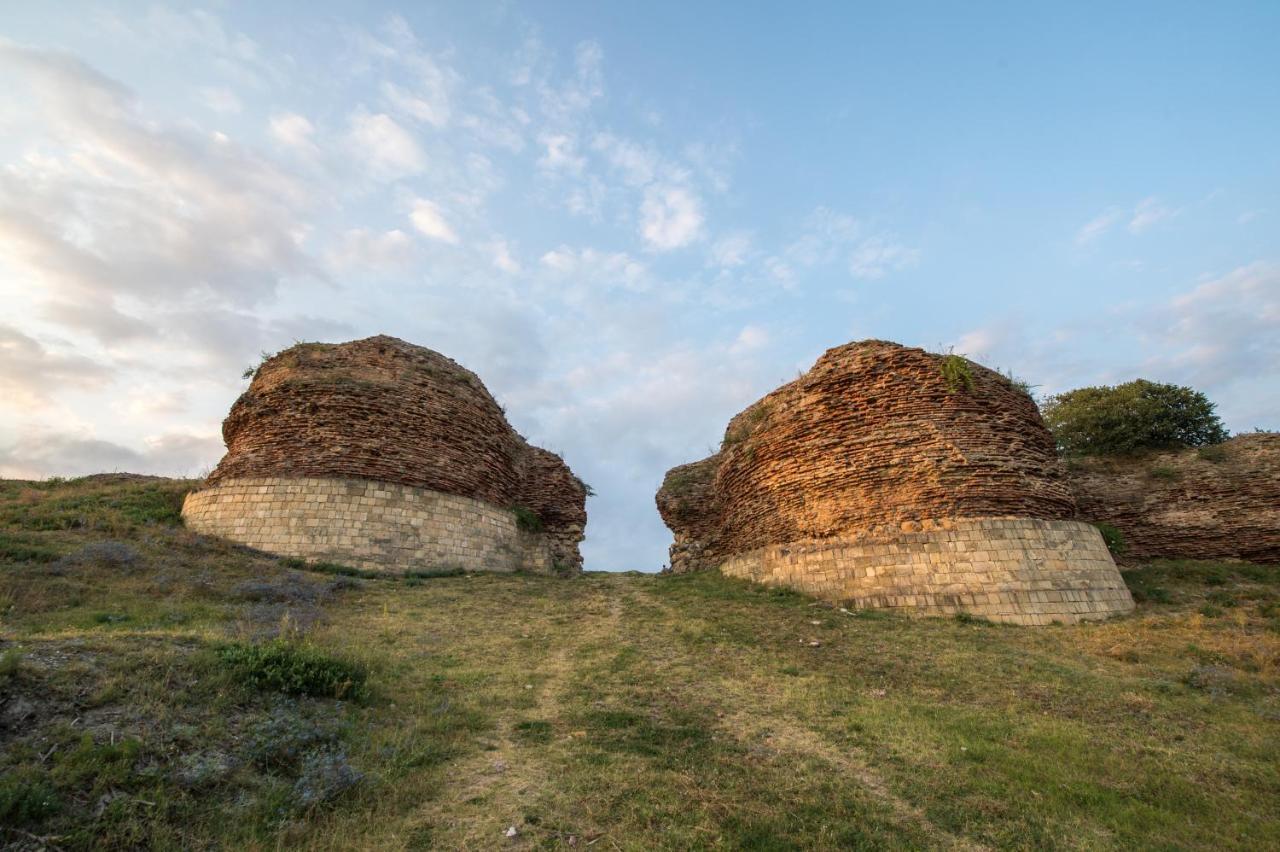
[1,2,1277,570]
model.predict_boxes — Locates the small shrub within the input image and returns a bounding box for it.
[512,506,543,534]
[0,649,22,681]
[1182,664,1239,696]
[1091,522,1127,556]
[403,567,466,580]
[1197,444,1230,463]
[293,750,363,808]
[247,703,343,770]
[52,734,141,792]
[58,541,140,569]
[219,640,369,700]
[0,771,60,827]
[0,534,60,563]
[939,353,975,393]
[308,561,377,579]
[1149,465,1181,480]
[233,574,326,604]
[513,720,554,744]
[996,367,1037,398]
[954,611,993,626]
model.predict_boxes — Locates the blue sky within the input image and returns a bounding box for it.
[1,2,1277,570]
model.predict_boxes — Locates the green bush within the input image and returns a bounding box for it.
[512,506,543,533]
[0,771,60,826]
[939,354,975,393]
[1042,379,1227,456]
[219,640,369,700]
[1092,522,1127,556]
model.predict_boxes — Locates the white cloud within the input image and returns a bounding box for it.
[325,228,414,272]
[592,132,661,187]
[709,232,752,268]
[0,39,319,345]
[268,111,315,151]
[537,132,585,174]
[0,430,223,479]
[348,109,425,179]
[848,237,919,280]
[639,185,704,251]
[200,86,241,114]
[382,80,450,127]
[953,261,1279,429]
[1075,207,1122,245]
[1129,196,1180,234]
[539,246,647,291]
[1238,209,1265,225]
[537,40,604,121]
[409,198,459,244]
[768,208,917,286]
[729,324,769,355]
[489,239,521,274]
[0,325,111,406]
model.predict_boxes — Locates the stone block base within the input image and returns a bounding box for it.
[718,518,1134,625]
[182,477,563,575]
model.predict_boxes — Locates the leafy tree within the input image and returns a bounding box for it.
[1041,379,1228,456]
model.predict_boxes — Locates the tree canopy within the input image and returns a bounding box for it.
[1041,379,1228,456]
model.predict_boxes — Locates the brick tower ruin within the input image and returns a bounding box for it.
[656,340,1134,624]
[183,336,587,575]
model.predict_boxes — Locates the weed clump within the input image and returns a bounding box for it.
[0,533,60,563]
[219,640,368,700]
[0,771,60,827]
[57,540,140,569]
[293,750,364,807]
[0,649,22,682]
[1091,522,1127,556]
[939,353,975,393]
[512,506,543,533]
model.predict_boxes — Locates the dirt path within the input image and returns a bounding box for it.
[410,581,626,849]
[636,588,990,851]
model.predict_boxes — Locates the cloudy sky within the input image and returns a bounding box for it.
[1,2,1277,570]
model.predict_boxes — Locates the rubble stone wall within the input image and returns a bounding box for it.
[188,336,586,573]
[657,340,1135,623]
[183,477,562,574]
[1068,433,1280,563]
[720,518,1132,625]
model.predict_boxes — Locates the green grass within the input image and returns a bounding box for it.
[218,639,369,700]
[2,475,1278,849]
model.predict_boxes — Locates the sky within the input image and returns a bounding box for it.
[1,2,1277,571]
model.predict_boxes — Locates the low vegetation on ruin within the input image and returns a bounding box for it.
[2,476,1278,850]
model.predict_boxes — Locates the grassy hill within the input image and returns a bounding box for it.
[1,476,1277,850]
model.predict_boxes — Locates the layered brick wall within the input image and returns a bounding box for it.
[182,477,565,574]
[657,340,1135,624]
[190,336,586,573]
[1068,433,1280,563]
[720,518,1132,625]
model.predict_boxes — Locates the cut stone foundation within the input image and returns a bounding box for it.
[182,476,564,574]
[718,518,1134,625]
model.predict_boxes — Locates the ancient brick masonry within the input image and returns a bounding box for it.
[656,340,1134,624]
[1068,433,1280,564]
[184,336,587,574]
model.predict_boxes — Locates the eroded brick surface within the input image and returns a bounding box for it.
[187,336,586,573]
[1068,433,1280,563]
[657,340,1134,624]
